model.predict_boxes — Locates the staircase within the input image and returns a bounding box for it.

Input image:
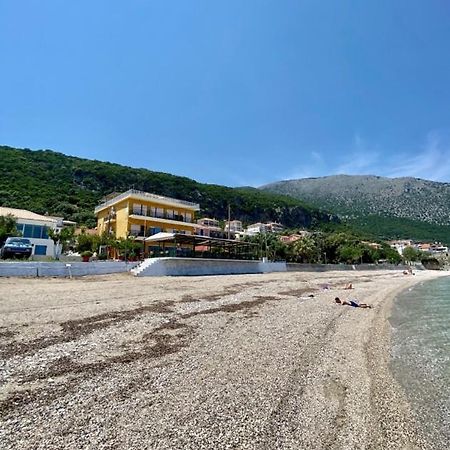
[131,258,160,276]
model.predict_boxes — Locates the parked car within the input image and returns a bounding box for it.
[0,237,33,259]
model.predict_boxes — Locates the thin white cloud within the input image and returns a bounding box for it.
[311,151,323,163]
[256,130,450,186]
[334,133,380,175]
[386,131,450,181]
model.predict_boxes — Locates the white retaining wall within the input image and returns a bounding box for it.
[0,261,139,277]
[133,258,287,277]
[0,259,421,278]
[286,263,424,272]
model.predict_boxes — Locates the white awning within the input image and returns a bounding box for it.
[144,232,176,242]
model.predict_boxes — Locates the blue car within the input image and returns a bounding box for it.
[0,237,33,259]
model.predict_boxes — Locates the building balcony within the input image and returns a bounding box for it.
[130,210,189,223]
[94,189,200,214]
[128,214,196,228]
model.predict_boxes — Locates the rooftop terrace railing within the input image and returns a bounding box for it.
[94,189,200,213]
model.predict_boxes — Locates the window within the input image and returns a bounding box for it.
[32,226,42,238]
[22,224,48,239]
[130,224,140,236]
[34,245,47,256]
[132,204,147,216]
[23,224,33,238]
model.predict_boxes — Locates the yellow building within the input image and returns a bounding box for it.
[95,189,200,242]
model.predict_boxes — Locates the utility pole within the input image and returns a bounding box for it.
[143,216,147,258]
[227,204,231,240]
[264,231,268,261]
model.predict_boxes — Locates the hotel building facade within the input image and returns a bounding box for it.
[95,189,200,240]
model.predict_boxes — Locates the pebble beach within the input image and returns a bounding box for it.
[0,269,448,450]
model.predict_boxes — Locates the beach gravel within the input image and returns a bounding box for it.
[0,269,447,449]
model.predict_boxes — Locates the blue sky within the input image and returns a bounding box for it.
[1,0,450,186]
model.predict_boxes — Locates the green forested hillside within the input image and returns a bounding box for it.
[0,146,334,228]
[261,175,450,245]
[348,215,450,246]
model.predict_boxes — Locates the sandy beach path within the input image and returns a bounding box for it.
[0,269,447,449]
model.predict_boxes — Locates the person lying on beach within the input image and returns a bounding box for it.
[343,282,353,289]
[334,297,372,308]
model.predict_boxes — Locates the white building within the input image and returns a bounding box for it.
[265,222,284,233]
[225,220,243,233]
[246,222,284,236]
[0,207,75,257]
[389,240,413,256]
[195,218,228,238]
[246,222,266,236]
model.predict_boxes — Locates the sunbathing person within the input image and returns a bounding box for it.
[334,297,372,308]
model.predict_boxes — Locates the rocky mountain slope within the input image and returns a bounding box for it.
[261,175,450,226]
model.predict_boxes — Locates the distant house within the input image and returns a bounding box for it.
[266,222,284,233]
[246,223,266,236]
[195,218,229,239]
[361,241,382,250]
[0,207,75,257]
[280,234,302,244]
[389,240,413,256]
[225,220,243,233]
[417,242,448,254]
[431,244,448,254]
[75,227,98,236]
[246,222,284,235]
[389,240,448,256]
[417,243,432,252]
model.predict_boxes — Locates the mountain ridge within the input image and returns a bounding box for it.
[0,145,335,229]
[261,174,450,225]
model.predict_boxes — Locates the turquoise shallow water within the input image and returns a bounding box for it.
[390,275,450,448]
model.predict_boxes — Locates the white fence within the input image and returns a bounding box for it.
[0,261,139,277]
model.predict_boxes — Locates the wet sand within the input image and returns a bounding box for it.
[0,269,447,449]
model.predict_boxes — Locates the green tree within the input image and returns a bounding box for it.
[292,235,318,263]
[321,231,359,263]
[114,236,141,260]
[379,244,402,264]
[48,226,75,259]
[243,233,288,261]
[337,244,363,264]
[402,246,423,262]
[76,232,100,253]
[0,214,19,245]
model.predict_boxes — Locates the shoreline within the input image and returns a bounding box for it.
[365,270,449,450]
[0,269,448,449]
[383,274,450,450]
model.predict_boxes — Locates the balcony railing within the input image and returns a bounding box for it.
[130,210,192,223]
[94,189,200,213]
[129,230,189,238]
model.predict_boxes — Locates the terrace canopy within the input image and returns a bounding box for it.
[144,232,258,259]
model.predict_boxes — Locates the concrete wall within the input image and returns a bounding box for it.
[133,258,423,277]
[287,263,423,272]
[0,261,139,277]
[0,259,422,278]
[135,258,287,277]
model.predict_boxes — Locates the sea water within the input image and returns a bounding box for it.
[390,275,450,448]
